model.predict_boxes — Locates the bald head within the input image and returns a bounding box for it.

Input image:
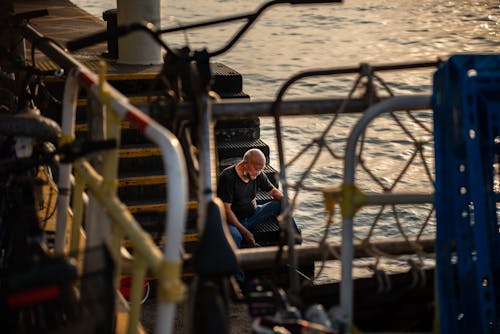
[242,149,265,180]
[243,148,266,165]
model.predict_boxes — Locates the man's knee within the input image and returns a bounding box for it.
[269,199,281,214]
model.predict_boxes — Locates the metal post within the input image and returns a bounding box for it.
[116,0,162,64]
[54,72,79,253]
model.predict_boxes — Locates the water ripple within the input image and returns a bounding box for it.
[74,0,495,277]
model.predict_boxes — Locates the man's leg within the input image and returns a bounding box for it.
[243,200,281,230]
[227,224,243,248]
[227,224,245,282]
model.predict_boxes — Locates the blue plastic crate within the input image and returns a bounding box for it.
[433,55,500,334]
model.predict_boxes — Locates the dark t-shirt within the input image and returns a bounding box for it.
[217,165,274,220]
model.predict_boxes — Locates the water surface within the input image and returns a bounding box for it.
[72,0,499,278]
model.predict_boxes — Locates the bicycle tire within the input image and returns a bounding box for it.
[0,113,61,144]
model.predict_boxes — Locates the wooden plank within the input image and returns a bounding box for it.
[119,147,161,158]
[126,201,198,213]
[118,175,166,187]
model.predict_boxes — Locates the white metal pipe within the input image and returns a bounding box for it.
[54,72,79,253]
[145,121,187,334]
[84,195,106,247]
[116,0,162,65]
[341,95,431,331]
[109,89,187,334]
[198,95,217,231]
[142,122,188,263]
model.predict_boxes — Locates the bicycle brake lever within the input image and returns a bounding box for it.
[59,139,117,162]
[66,25,135,51]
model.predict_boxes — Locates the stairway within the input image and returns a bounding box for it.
[71,62,284,251]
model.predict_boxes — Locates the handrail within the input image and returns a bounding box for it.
[54,71,79,253]
[16,15,441,334]
[18,22,188,334]
[69,66,188,334]
[340,95,432,332]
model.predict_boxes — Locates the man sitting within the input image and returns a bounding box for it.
[217,148,282,248]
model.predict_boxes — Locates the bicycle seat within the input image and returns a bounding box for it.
[193,198,239,276]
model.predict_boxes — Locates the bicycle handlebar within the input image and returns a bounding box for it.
[66,0,341,57]
[67,21,172,54]
[1,9,48,26]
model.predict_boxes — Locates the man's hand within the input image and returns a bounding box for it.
[269,187,283,201]
[240,227,256,247]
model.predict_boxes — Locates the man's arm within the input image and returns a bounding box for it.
[268,187,283,201]
[222,202,256,246]
[258,172,283,201]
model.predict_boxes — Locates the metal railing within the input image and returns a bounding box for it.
[340,95,432,329]
[63,65,188,334]
[18,23,188,334]
[16,19,442,334]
